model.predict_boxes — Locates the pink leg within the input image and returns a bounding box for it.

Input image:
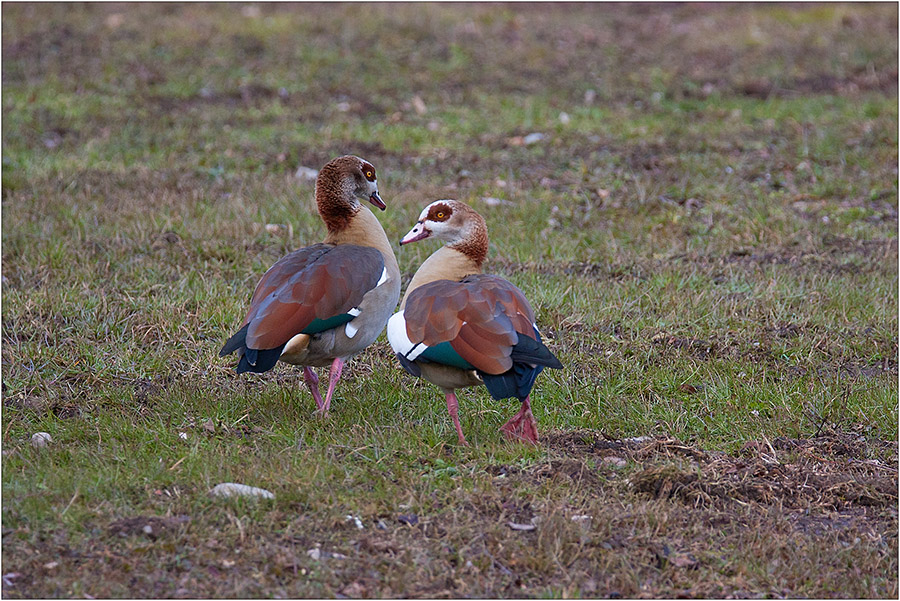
[303,367,324,412]
[320,357,344,416]
[499,396,539,445]
[445,391,468,446]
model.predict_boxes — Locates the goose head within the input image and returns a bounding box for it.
[316,155,385,232]
[400,199,488,266]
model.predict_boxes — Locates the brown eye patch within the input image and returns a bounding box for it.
[362,162,376,182]
[427,202,452,222]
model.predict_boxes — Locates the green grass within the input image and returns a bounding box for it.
[2,3,897,598]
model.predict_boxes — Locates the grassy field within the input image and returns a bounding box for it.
[2,3,897,598]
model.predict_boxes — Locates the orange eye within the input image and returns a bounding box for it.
[366,170,374,179]
[436,212,444,219]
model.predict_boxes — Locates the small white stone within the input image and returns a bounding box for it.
[178,432,188,440]
[335,102,351,112]
[482,196,512,207]
[522,133,545,145]
[210,482,274,500]
[559,111,571,124]
[142,525,154,535]
[294,166,319,182]
[584,89,597,105]
[570,514,592,523]
[602,456,627,468]
[624,436,652,444]
[105,13,124,29]
[411,95,427,115]
[307,547,321,560]
[31,432,52,449]
[345,515,365,530]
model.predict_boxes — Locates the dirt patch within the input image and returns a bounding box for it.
[630,459,896,510]
[486,457,608,493]
[108,515,191,540]
[545,429,897,466]
[538,430,898,510]
[736,69,899,99]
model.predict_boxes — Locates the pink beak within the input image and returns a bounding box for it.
[400,222,431,245]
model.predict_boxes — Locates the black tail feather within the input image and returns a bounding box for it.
[236,345,285,373]
[509,333,563,370]
[220,324,250,357]
[481,364,544,401]
[221,323,284,374]
[480,330,562,401]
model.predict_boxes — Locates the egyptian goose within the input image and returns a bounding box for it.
[387,200,562,445]
[220,155,401,415]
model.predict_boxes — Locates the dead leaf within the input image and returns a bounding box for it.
[602,456,627,468]
[340,582,367,597]
[670,552,699,568]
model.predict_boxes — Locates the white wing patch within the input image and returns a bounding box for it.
[344,307,363,338]
[387,311,428,360]
[406,343,427,361]
[376,267,389,287]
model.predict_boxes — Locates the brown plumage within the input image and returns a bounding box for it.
[403,275,534,375]
[220,155,401,415]
[315,156,381,232]
[387,200,562,445]
[242,244,383,350]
